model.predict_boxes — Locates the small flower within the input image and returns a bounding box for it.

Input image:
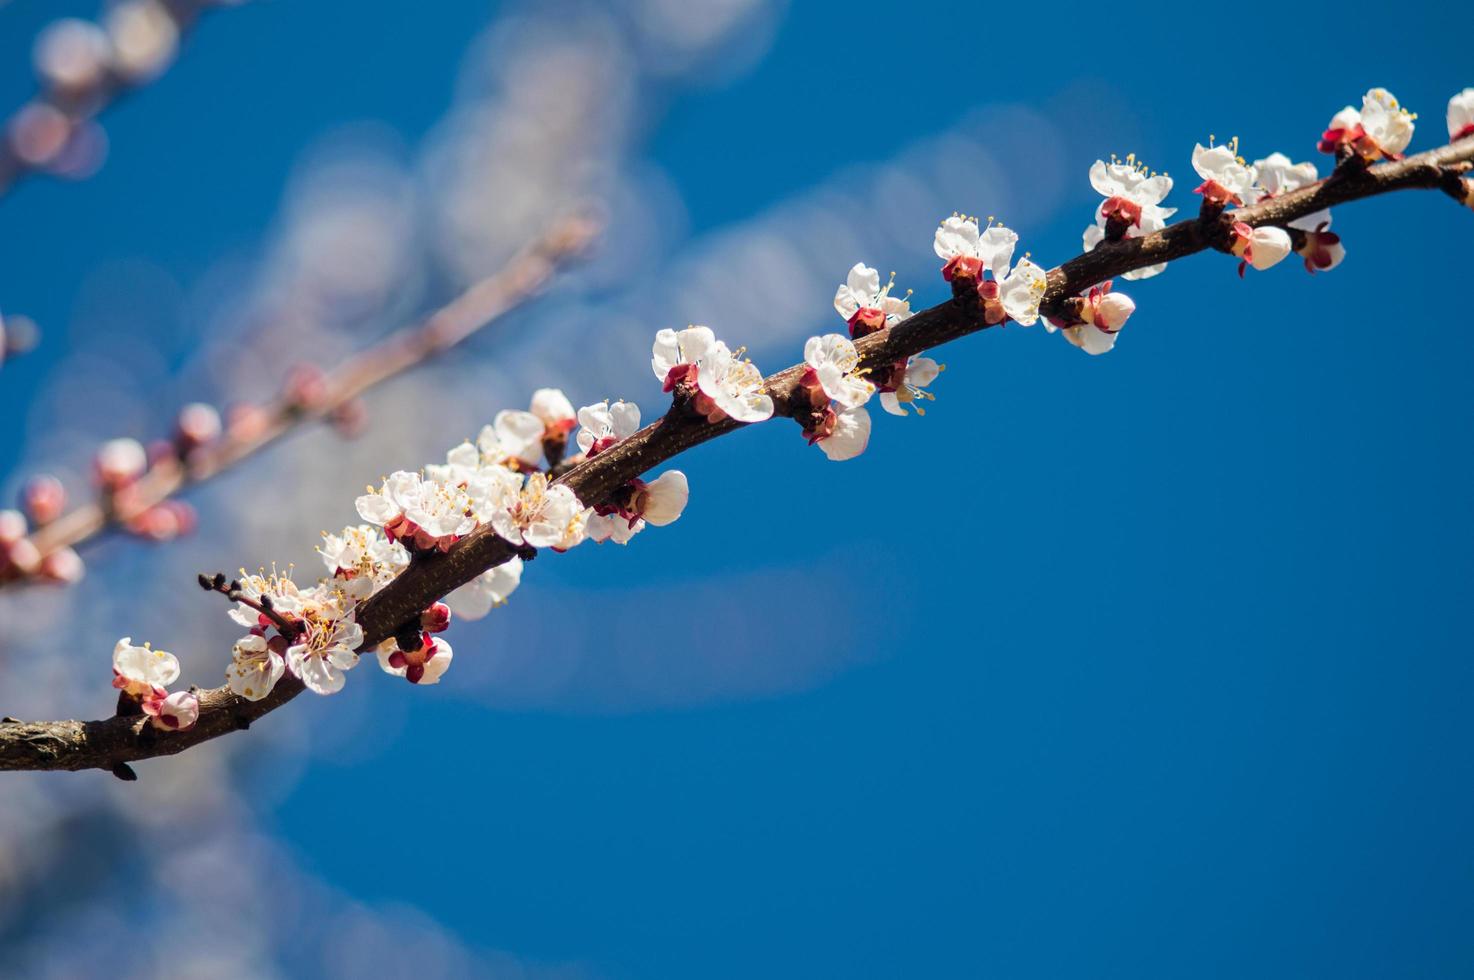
[356,470,476,553]
[815,406,870,461]
[651,325,719,390]
[112,636,179,698]
[1251,153,1331,231]
[1448,88,1474,141]
[1229,222,1293,275]
[284,586,363,695]
[21,475,65,525]
[589,471,689,543]
[832,263,912,337]
[933,215,1017,283]
[319,524,408,599]
[1319,89,1416,161]
[228,568,306,629]
[491,473,589,550]
[1045,282,1135,356]
[1192,140,1257,208]
[993,257,1049,326]
[529,388,576,434]
[575,400,641,457]
[1088,155,1174,229]
[877,357,942,416]
[444,556,523,619]
[226,633,287,702]
[477,409,546,470]
[696,345,773,423]
[803,334,874,409]
[142,690,199,731]
[1296,222,1345,274]
[376,634,453,685]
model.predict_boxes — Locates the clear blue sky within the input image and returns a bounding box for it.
[1,1,1471,977]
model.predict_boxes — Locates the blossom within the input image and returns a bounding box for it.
[652,325,718,388]
[1296,222,1345,274]
[112,637,179,698]
[933,215,1016,283]
[1228,222,1293,275]
[1319,88,1416,160]
[529,388,576,434]
[228,568,307,629]
[94,437,147,488]
[815,407,871,461]
[491,472,588,550]
[803,334,874,410]
[319,524,408,599]
[590,471,689,543]
[356,470,476,553]
[1088,155,1174,229]
[444,556,523,619]
[1192,141,1257,208]
[1045,282,1135,356]
[142,690,199,731]
[992,257,1049,326]
[283,586,363,695]
[226,633,287,702]
[878,357,942,416]
[832,263,912,337]
[1449,88,1474,141]
[575,400,641,457]
[1251,153,1330,230]
[477,409,546,470]
[376,634,453,685]
[1082,201,1171,281]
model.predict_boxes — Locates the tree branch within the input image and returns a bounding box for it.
[2,134,1469,774]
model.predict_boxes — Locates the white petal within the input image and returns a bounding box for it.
[818,407,871,461]
[640,470,689,526]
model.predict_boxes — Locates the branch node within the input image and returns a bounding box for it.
[110,763,138,782]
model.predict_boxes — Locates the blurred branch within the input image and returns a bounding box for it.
[1,212,601,588]
[0,0,226,199]
[0,135,1470,774]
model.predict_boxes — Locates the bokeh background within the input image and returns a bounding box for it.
[1,1,1472,977]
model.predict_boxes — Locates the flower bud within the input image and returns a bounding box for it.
[105,0,179,82]
[39,546,84,584]
[175,402,222,452]
[1229,222,1293,273]
[33,18,110,93]
[0,509,26,545]
[21,475,66,524]
[95,437,147,489]
[283,363,328,411]
[421,602,452,633]
[2,537,41,577]
[1296,226,1345,273]
[227,402,271,442]
[144,690,199,731]
[1094,292,1135,331]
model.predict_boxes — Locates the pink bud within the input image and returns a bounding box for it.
[33,18,110,93]
[0,509,26,545]
[95,437,148,489]
[226,402,271,442]
[21,475,66,524]
[283,363,328,410]
[175,402,221,451]
[1094,292,1135,331]
[143,690,199,731]
[1,537,41,577]
[39,546,84,584]
[421,602,452,633]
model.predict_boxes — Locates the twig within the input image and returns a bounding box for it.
[2,212,600,587]
[0,135,1469,773]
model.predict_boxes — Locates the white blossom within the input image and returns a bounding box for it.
[817,406,871,461]
[588,512,645,544]
[376,635,453,686]
[112,637,179,697]
[284,586,363,696]
[529,388,576,432]
[227,569,307,629]
[694,340,774,423]
[832,262,912,331]
[319,524,408,599]
[1251,152,1330,231]
[477,409,545,469]
[1192,142,1258,207]
[803,334,874,409]
[491,473,588,550]
[1449,88,1474,140]
[356,470,476,552]
[226,633,287,702]
[879,358,942,416]
[651,325,718,386]
[1088,157,1175,229]
[933,215,1017,281]
[575,400,641,456]
[444,556,523,620]
[996,258,1048,326]
[1359,88,1415,156]
[1229,222,1293,273]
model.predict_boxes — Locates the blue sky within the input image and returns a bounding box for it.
[1,1,1472,977]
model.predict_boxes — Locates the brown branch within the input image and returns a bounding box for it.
[2,213,600,588]
[2,134,1469,775]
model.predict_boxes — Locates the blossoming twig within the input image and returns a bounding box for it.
[0,120,1469,775]
[0,213,600,589]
